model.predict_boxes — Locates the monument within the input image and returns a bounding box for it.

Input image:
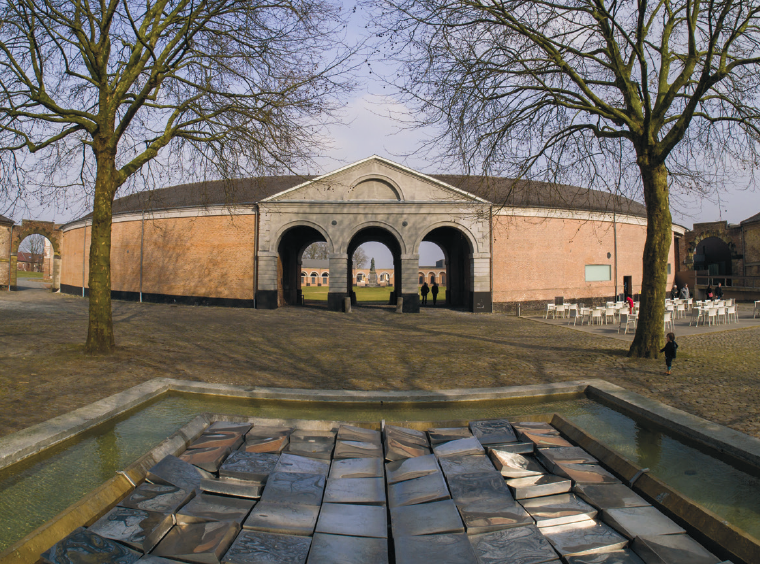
[367,258,380,287]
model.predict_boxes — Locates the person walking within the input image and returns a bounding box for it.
[670,284,678,300]
[431,281,439,306]
[680,284,690,299]
[660,333,678,375]
[715,282,724,299]
[421,282,429,305]
[706,284,714,299]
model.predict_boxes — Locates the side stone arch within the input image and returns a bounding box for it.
[412,221,480,255]
[270,219,335,254]
[684,230,739,270]
[9,220,63,291]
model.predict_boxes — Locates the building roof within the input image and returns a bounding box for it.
[741,211,760,225]
[17,252,40,262]
[0,214,13,225]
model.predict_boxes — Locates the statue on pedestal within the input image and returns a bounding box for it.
[367,257,380,287]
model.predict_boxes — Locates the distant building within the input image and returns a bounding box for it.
[16,251,43,272]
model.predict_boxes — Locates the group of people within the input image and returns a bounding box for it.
[420,281,439,305]
[669,283,691,300]
[704,282,724,300]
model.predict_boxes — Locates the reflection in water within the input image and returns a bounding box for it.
[634,422,662,469]
[96,429,120,482]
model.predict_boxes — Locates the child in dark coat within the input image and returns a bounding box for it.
[660,332,678,375]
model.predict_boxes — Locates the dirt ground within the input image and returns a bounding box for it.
[1,285,759,440]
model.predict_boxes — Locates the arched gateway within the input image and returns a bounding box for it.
[55,155,686,312]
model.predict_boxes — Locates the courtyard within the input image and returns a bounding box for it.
[1,287,759,441]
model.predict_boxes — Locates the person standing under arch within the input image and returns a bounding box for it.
[421,282,429,305]
[431,281,439,306]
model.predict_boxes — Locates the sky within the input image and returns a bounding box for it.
[4,1,758,269]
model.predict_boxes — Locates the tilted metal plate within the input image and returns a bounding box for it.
[200,478,263,499]
[385,454,439,484]
[520,493,598,528]
[152,521,240,564]
[258,472,326,506]
[433,437,485,458]
[147,455,214,492]
[176,493,256,525]
[393,533,478,564]
[390,499,465,537]
[572,483,650,511]
[506,474,573,500]
[323,477,386,505]
[469,419,518,445]
[438,454,497,477]
[219,452,279,482]
[273,453,330,477]
[540,519,628,557]
[222,530,310,564]
[243,501,320,536]
[387,471,450,508]
[89,506,174,553]
[306,533,389,564]
[468,524,559,564]
[629,534,721,564]
[119,483,195,514]
[601,506,686,539]
[330,457,384,479]
[40,527,142,564]
[489,451,546,478]
[315,503,388,538]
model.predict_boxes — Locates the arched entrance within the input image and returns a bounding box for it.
[345,227,402,308]
[693,236,733,276]
[276,225,328,307]
[9,220,62,292]
[421,226,474,309]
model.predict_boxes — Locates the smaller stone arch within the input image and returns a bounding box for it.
[342,220,408,256]
[685,230,738,270]
[271,220,335,255]
[10,220,63,291]
[413,221,479,255]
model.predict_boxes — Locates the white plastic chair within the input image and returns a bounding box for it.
[619,312,637,334]
[690,307,704,327]
[567,306,580,325]
[675,303,686,319]
[727,305,738,323]
[707,308,718,326]
[687,298,693,311]
[545,303,556,319]
[717,306,727,325]
[555,305,566,319]
[591,309,603,325]
[604,308,616,324]
[664,311,674,332]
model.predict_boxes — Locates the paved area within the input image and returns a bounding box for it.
[0,289,758,440]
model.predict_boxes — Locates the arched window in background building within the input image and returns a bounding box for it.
[301,272,307,285]
[311,272,318,285]
[440,273,446,285]
[322,272,329,285]
[430,273,436,284]
[419,273,424,284]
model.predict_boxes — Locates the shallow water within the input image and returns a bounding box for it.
[0,392,758,551]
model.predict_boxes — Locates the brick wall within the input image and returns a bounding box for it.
[0,224,10,287]
[745,222,760,276]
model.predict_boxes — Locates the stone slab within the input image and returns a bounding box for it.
[507,474,573,499]
[333,440,384,459]
[384,425,428,446]
[489,451,546,478]
[385,453,439,484]
[521,493,598,528]
[176,493,255,525]
[469,420,518,445]
[179,446,232,473]
[433,437,485,458]
[387,471,450,508]
[537,447,598,472]
[330,457,384,479]
[222,530,311,564]
[512,422,560,436]
[456,497,533,534]
[241,436,289,454]
[630,534,721,564]
[323,477,386,505]
[468,525,559,564]
[336,425,381,445]
[153,521,240,564]
[564,548,646,563]
[427,427,473,445]
[315,503,388,538]
[446,471,514,506]
[119,483,194,514]
[207,422,252,435]
[40,527,142,564]
[200,478,263,499]
[437,454,496,477]
[219,451,279,482]
[136,556,182,563]
[601,506,686,539]
[390,499,464,537]
[487,442,534,455]
[245,426,293,440]
[540,519,628,557]
[306,533,388,564]
[89,506,174,553]
[521,432,573,449]
[147,455,215,493]
[290,429,336,442]
[393,533,478,564]
[384,437,432,461]
[243,501,320,536]
[273,453,330,477]
[259,472,326,506]
[554,463,620,484]
[187,433,244,451]
[572,483,650,510]
[286,439,335,460]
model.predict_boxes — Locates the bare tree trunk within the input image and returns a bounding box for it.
[629,161,671,358]
[85,151,117,354]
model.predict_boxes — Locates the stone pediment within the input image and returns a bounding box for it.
[263,156,486,204]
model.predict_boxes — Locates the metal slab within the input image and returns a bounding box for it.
[147,455,215,492]
[537,447,598,472]
[179,446,232,473]
[153,521,240,564]
[384,425,428,445]
[512,422,560,435]
[601,506,686,539]
[394,533,478,564]
[540,519,628,557]
[222,530,310,564]
[119,483,194,514]
[390,499,464,537]
[315,503,388,538]
[564,548,646,564]
[273,453,330,477]
[259,472,326,506]
[572,483,650,510]
[89,506,174,553]
[433,437,485,458]
[136,556,182,563]
[553,463,620,484]
[330,457,384,479]
[446,471,514,506]
[427,427,474,445]
[40,527,142,564]
[219,451,279,482]
[456,497,533,534]
[290,429,336,441]
[469,419,518,445]
[507,474,573,500]
[337,424,382,445]
[630,534,721,564]
[487,442,534,455]
[521,493,598,528]
[307,533,388,564]
[241,436,289,454]
[323,477,386,505]
[489,451,546,478]
[468,525,558,564]
[243,501,320,535]
[387,471,450,508]
[438,454,496,477]
[286,439,335,460]
[207,422,252,434]
[333,440,384,459]
[384,437,432,461]
[521,432,573,448]
[246,426,293,439]
[386,454,439,484]
[176,493,255,525]
[187,433,244,451]
[200,478,264,499]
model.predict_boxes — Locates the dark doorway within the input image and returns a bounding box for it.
[422,226,473,309]
[277,225,326,307]
[623,276,633,299]
[694,237,732,277]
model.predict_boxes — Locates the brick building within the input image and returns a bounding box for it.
[41,156,685,312]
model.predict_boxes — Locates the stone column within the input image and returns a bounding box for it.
[52,254,61,292]
[327,253,349,312]
[399,254,420,313]
[471,253,492,312]
[255,251,279,309]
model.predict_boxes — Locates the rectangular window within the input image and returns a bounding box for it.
[585,265,611,282]
[667,263,672,274]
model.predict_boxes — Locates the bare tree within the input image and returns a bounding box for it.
[352,246,369,269]
[302,242,329,260]
[19,233,45,256]
[373,0,760,357]
[0,0,353,353]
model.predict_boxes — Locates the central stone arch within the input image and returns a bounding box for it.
[9,220,63,291]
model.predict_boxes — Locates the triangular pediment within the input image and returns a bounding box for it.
[262,156,487,204]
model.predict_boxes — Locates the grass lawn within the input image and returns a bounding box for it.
[16,270,45,279]
[301,285,447,302]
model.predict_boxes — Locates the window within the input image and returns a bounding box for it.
[430,273,436,283]
[667,263,672,274]
[322,272,329,285]
[419,273,424,284]
[301,272,307,285]
[357,273,363,282]
[585,265,611,282]
[440,274,446,285]
[311,272,318,285]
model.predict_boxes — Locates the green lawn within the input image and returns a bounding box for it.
[301,285,447,302]
[16,270,45,279]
